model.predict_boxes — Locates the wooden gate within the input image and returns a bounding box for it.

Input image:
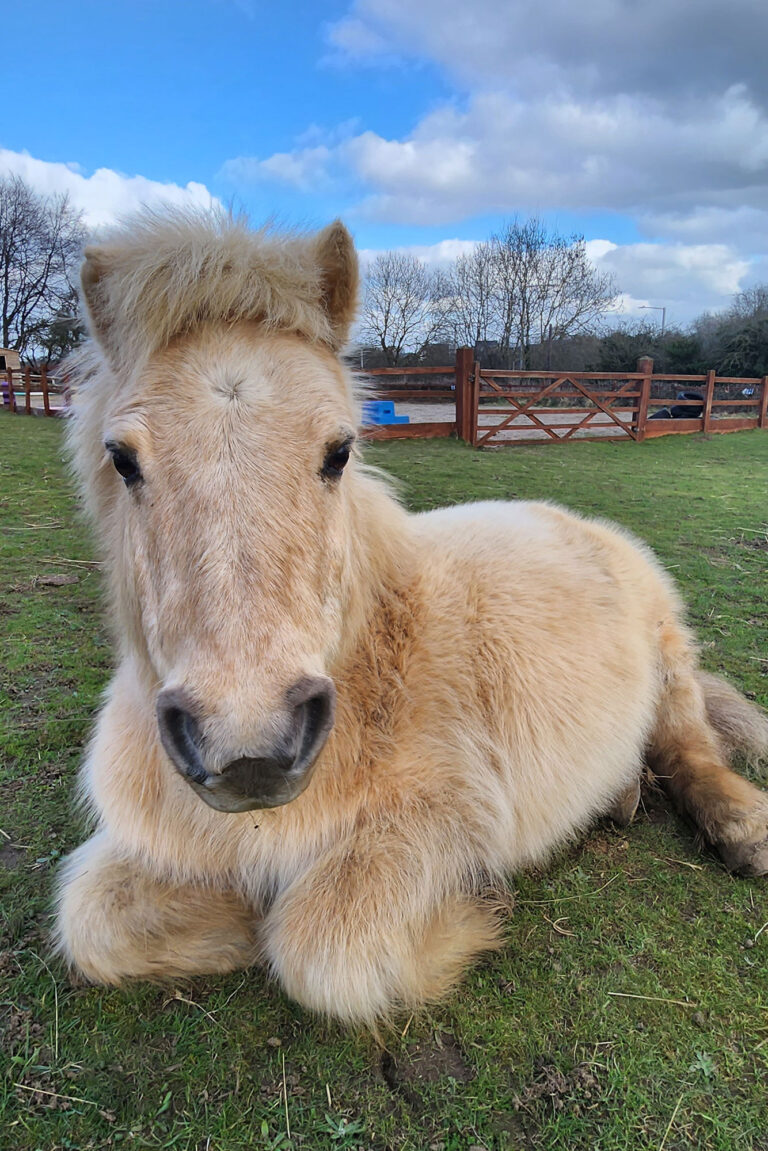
[462,359,768,447]
[473,368,645,447]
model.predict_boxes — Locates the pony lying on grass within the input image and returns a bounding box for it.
[56,211,768,1026]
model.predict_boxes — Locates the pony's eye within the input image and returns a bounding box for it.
[105,441,142,488]
[322,442,352,481]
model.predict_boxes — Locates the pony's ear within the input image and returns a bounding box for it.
[80,245,121,363]
[314,221,359,349]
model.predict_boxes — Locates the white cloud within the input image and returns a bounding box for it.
[588,241,751,324]
[220,0,768,323]
[358,237,479,270]
[327,0,768,103]
[326,14,392,60]
[223,83,768,225]
[585,240,618,262]
[0,148,220,229]
[605,292,652,317]
[596,242,748,299]
[221,146,334,192]
[322,0,768,245]
[640,204,768,252]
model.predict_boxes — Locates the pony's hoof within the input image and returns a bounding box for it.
[717,836,768,877]
[607,778,641,827]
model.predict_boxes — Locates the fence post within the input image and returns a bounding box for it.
[470,360,481,447]
[702,369,716,433]
[635,356,653,441]
[759,376,768,429]
[454,347,473,443]
[41,365,50,416]
[6,367,16,413]
[24,366,32,415]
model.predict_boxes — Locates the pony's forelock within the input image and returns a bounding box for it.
[79,207,346,374]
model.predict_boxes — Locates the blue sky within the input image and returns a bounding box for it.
[2,0,767,325]
[4,0,457,243]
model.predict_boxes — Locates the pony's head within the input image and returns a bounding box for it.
[71,210,374,812]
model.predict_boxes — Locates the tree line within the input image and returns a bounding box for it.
[359,219,618,369]
[357,222,768,379]
[591,288,768,378]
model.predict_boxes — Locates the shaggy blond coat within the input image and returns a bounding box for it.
[56,211,768,1025]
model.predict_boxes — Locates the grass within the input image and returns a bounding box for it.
[1,413,768,1151]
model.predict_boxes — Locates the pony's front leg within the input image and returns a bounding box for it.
[262,818,501,1025]
[55,832,260,984]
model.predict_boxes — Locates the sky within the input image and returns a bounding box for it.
[2,0,767,329]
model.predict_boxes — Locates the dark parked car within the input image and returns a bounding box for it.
[649,390,704,420]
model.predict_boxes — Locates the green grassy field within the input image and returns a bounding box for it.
[2,413,767,1151]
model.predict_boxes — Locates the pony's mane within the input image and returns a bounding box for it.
[81,208,340,372]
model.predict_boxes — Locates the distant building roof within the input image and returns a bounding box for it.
[0,348,22,373]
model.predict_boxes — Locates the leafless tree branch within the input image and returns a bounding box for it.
[0,174,87,360]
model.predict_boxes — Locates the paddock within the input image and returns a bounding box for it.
[1,367,67,415]
[2,412,768,1151]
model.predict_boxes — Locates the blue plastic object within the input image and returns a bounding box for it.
[362,400,410,425]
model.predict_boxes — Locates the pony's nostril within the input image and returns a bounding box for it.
[157,689,207,784]
[287,676,337,770]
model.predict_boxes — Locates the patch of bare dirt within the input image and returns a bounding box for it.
[513,1059,602,1115]
[0,842,25,869]
[380,1032,473,1103]
[0,1005,44,1057]
[586,834,630,859]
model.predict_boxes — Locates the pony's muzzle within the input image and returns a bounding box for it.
[156,677,336,812]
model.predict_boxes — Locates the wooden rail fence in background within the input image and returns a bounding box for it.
[2,366,66,417]
[357,363,458,441]
[360,353,768,447]
[4,355,767,447]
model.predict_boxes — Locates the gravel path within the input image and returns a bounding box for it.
[6,390,67,414]
[395,400,635,441]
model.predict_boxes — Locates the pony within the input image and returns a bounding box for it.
[55,210,768,1026]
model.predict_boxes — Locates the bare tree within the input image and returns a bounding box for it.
[434,243,496,350]
[490,218,542,361]
[489,219,618,368]
[726,284,768,321]
[433,219,618,366]
[533,236,618,365]
[690,283,768,378]
[0,174,86,359]
[359,251,443,365]
[32,287,87,366]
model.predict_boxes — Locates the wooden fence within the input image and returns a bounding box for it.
[358,364,458,441]
[360,352,768,447]
[5,354,767,448]
[2,367,66,417]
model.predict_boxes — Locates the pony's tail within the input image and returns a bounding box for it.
[697,672,768,767]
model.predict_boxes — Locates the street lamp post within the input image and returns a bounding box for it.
[639,305,666,338]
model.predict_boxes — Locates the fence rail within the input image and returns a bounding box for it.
[2,366,66,417]
[358,363,459,441]
[358,353,768,447]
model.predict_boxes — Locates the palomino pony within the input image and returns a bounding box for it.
[56,211,768,1025]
